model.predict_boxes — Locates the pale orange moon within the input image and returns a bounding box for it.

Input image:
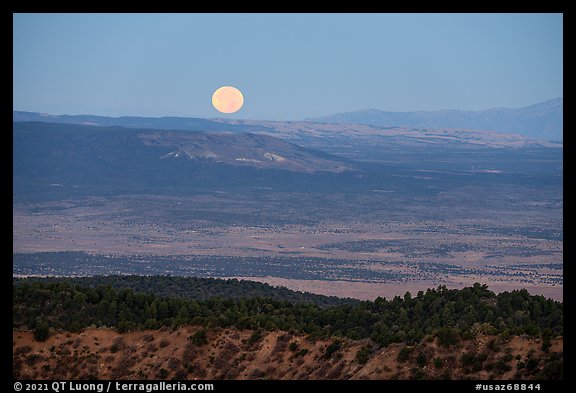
[212,86,244,114]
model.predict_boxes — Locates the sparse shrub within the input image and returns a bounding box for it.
[189,329,208,346]
[167,357,181,371]
[326,362,345,378]
[142,334,155,343]
[538,359,563,380]
[461,352,476,367]
[213,355,228,371]
[288,342,298,352]
[110,337,126,353]
[246,330,263,347]
[14,346,32,356]
[70,366,80,378]
[13,358,23,378]
[159,339,170,348]
[474,353,488,372]
[445,354,457,367]
[272,337,288,356]
[157,368,169,379]
[145,343,158,354]
[487,338,501,353]
[433,357,443,369]
[548,351,561,361]
[195,365,207,378]
[277,334,291,342]
[410,367,426,380]
[397,346,413,363]
[494,357,512,375]
[34,321,50,342]
[525,357,540,375]
[173,369,188,380]
[416,351,427,367]
[265,366,277,376]
[86,353,98,364]
[356,345,373,365]
[249,368,265,379]
[25,354,42,367]
[111,354,137,379]
[223,341,240,355]
[182,342,199,364]
[323,340,341,359]
[213,341,240,370]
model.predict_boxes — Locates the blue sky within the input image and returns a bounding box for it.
[13,13,563,120]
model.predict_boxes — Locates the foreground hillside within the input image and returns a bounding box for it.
[13,276,562,379]
[13,327,562,380]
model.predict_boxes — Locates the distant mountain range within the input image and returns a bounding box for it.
[12,111,253,133]
[306,98,563,142]
[13,110,560,161]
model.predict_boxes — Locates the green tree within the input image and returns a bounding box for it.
[437,327,459,347]
[34,321,50,342]
[541,328,553,352]
[397,346,412,362]
[416,351,427,367]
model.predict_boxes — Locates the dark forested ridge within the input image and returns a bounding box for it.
[13,276,562,348]
[13,275,353,307]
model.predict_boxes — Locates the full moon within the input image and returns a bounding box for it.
[212,86,244,114]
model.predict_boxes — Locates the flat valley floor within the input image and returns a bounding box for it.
[13,188,563,301]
